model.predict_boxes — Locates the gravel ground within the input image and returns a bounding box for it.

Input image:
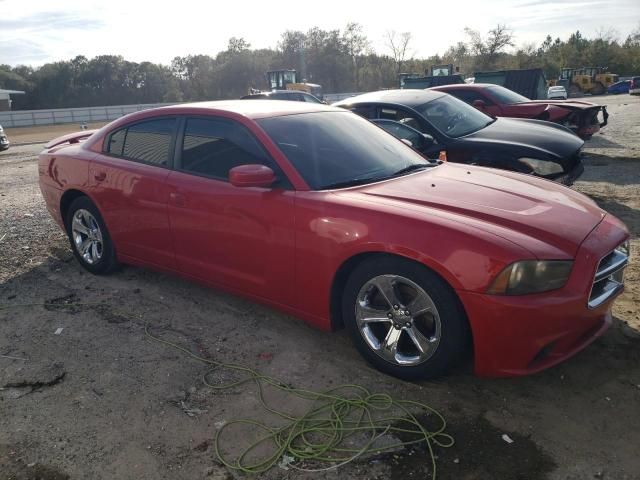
[1,95,639,480]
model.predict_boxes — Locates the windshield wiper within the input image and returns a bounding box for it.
[321,164,435,190]
[391,163,435,177]
[320,176,383,190]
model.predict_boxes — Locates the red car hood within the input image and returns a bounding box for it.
[342,164,605,257]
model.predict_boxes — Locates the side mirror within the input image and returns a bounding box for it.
[422,134,435,148]
[229,164,275,188]
[472,99,486,110]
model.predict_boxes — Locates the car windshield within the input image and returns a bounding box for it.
[487,85,530,104]
[414,95,494,138]
[257,111,434,190]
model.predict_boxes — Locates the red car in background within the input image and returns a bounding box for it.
[432,84,608,139]
[38,101,629,380]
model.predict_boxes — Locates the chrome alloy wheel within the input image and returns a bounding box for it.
[71,209,103,265]
[355,274,441,366]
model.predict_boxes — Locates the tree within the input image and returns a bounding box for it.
[385,30,413,75]
[227,37,251,54]
[464,24,514,70]
[342,22,370,89]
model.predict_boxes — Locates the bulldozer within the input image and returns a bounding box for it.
[265,69,323,99]
[558,67,619,96]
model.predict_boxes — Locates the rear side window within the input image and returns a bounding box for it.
[104,118,176,167]
[180,117,274,181]
[107,129,126,156]
[123,119,176,166]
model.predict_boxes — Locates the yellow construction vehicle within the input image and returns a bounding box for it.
[558,67,619,95]
[265,70,323,99]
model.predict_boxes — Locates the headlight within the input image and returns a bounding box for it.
[518,157,564,176]
[487,260,574,295]
[616,240,630,258]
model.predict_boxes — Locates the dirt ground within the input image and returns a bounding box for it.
[4,123,108,146]
[1,95,639,480]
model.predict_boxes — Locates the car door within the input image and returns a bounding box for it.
[165,115,295,305]
[90,117,177,269]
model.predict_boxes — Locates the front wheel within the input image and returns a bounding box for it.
[342,256,470,380]
[65,196,118,274]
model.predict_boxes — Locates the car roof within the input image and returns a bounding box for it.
[431,83,502,91]
[145,99,339,119]
[334,89,446,107]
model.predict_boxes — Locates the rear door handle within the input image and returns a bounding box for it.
[169,192,186,207]
[93,171,106,182]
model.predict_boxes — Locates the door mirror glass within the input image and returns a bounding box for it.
[229,164,276,188]
[422,133,435,148]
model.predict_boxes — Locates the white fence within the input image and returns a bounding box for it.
[0,103,173,128]
[0,94,366,128]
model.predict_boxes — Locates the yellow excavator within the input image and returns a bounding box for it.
[557,67,619,95]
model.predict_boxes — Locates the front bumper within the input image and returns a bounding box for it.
[461,214,629,377]
[555,160,584,186]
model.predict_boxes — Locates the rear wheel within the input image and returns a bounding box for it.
[65,196,118,274]
[342,256,469,380]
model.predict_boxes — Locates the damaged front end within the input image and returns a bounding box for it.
[535,101,608,140]
[561,105,608,140]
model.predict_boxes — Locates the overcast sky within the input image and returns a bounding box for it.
[1,0,638,66]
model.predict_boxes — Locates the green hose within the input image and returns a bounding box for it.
[1,301,454,477]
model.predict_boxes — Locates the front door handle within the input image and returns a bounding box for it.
[169,192,186,207]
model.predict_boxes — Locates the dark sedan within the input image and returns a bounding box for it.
[334,90,584,185]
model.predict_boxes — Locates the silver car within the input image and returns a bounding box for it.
[0,125,9,151]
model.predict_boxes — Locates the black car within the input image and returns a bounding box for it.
[334,90,584,185]
[241,90,324,103]
[0,124,9,151]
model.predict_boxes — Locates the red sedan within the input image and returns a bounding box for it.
[432,84,608,140]
[38,101,629,379]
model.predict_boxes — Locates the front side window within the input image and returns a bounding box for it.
[302,94,322,103]
[414,95,494,138]
[377,107,423,131]
[487,85,530,104]
[257,111,433,190]
[448,89,490,105]
[373,120,425,147]
[180,117,271,181]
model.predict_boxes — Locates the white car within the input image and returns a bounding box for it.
[630,77,640,96]
[548,86,568,100]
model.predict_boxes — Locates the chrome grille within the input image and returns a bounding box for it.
[588,242,629,309]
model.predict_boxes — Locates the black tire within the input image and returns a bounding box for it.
[65,196,118,274]
[342,256,470,380]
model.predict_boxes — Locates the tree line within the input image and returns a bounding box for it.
[1,23,639,110]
